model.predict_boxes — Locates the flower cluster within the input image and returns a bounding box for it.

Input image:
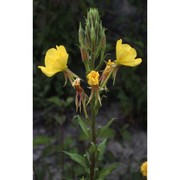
[38,38,142,111]
[38,8,144,180]
[38,8,142,115]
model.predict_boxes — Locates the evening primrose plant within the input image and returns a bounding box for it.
[38,8,142,180]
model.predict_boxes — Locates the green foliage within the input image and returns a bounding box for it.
[97,163,120,180]
[76,115,90,139]
[97,139,107,161]
[47,96,74,108]
[63,151,88,168]
[33,135,51,146]
[119,123,131,140]
[34,0,147,179]
[34,0,147,129]
[97,118,115,137]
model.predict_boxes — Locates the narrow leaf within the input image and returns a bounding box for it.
[97,139,107,161]
[33,135,51,146]
[97,163,120,180]
[98,118,115,137]
[47,96,62,107]
[76,115,89,138]
[98,128,115,138]
[63,151,87,168]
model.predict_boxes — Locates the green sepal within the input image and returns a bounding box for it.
[63,151,88,168]
[97,163,120,180]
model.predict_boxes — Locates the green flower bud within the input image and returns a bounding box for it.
[100,29,106,50]
[80,47,88,62]
[78,22,85,47]
[90,25,95,43]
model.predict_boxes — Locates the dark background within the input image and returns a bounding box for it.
[33,0,147,179]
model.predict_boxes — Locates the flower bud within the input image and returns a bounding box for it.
[87,70,99,86]
[80,47,88,61]
[78,22,85,47]
[100,29,106,50]
[90,25,95,43]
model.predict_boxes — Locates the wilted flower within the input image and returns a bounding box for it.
[72,78,86,112]
[140,161,147,177]
[100,60,116,89]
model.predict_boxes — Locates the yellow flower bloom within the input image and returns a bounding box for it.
[87,70,99,86]
[115,39,142,67]
[86,70,101,105]
[140,161,147,177]
[38,45,68,77]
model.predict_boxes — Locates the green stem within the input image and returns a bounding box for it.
[95,49,105,71]
[60,124,64,176]
[90,97,97,180]
[100,69,113,88]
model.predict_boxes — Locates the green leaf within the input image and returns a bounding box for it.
[76,115,90,139]
[98,128,115,138]
[54,114,66,125]
[63,151,87,168]
[97,139,107,161]
[119,123,131,140]
[65,97,74,107]
[98,118,115,137]
[47,96,62,107]
[33,135,51,146]
[97,163,120,180]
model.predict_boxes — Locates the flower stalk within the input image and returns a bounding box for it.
[38,7,143,180]
[89,95,99,180]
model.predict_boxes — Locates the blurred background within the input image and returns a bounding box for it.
[33,0,147,179]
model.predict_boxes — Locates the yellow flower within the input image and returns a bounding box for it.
[38,45,68,77]
[140,161,147,177]
[115,39,142,67]
[86,70,101,105]
[87,70,99,86]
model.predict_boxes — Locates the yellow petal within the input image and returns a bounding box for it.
[56,45,69,70]
[116,39,122,60]
[117,44,134,60]
[117,48,137,64]
[45,47,68,72]
[87,70,99,86]
[38,66,60,77]
[56,45,68,57]
[117,58,142,67]
[56,55,68,71]
[45,48,61,67]
[115,39,141,67]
